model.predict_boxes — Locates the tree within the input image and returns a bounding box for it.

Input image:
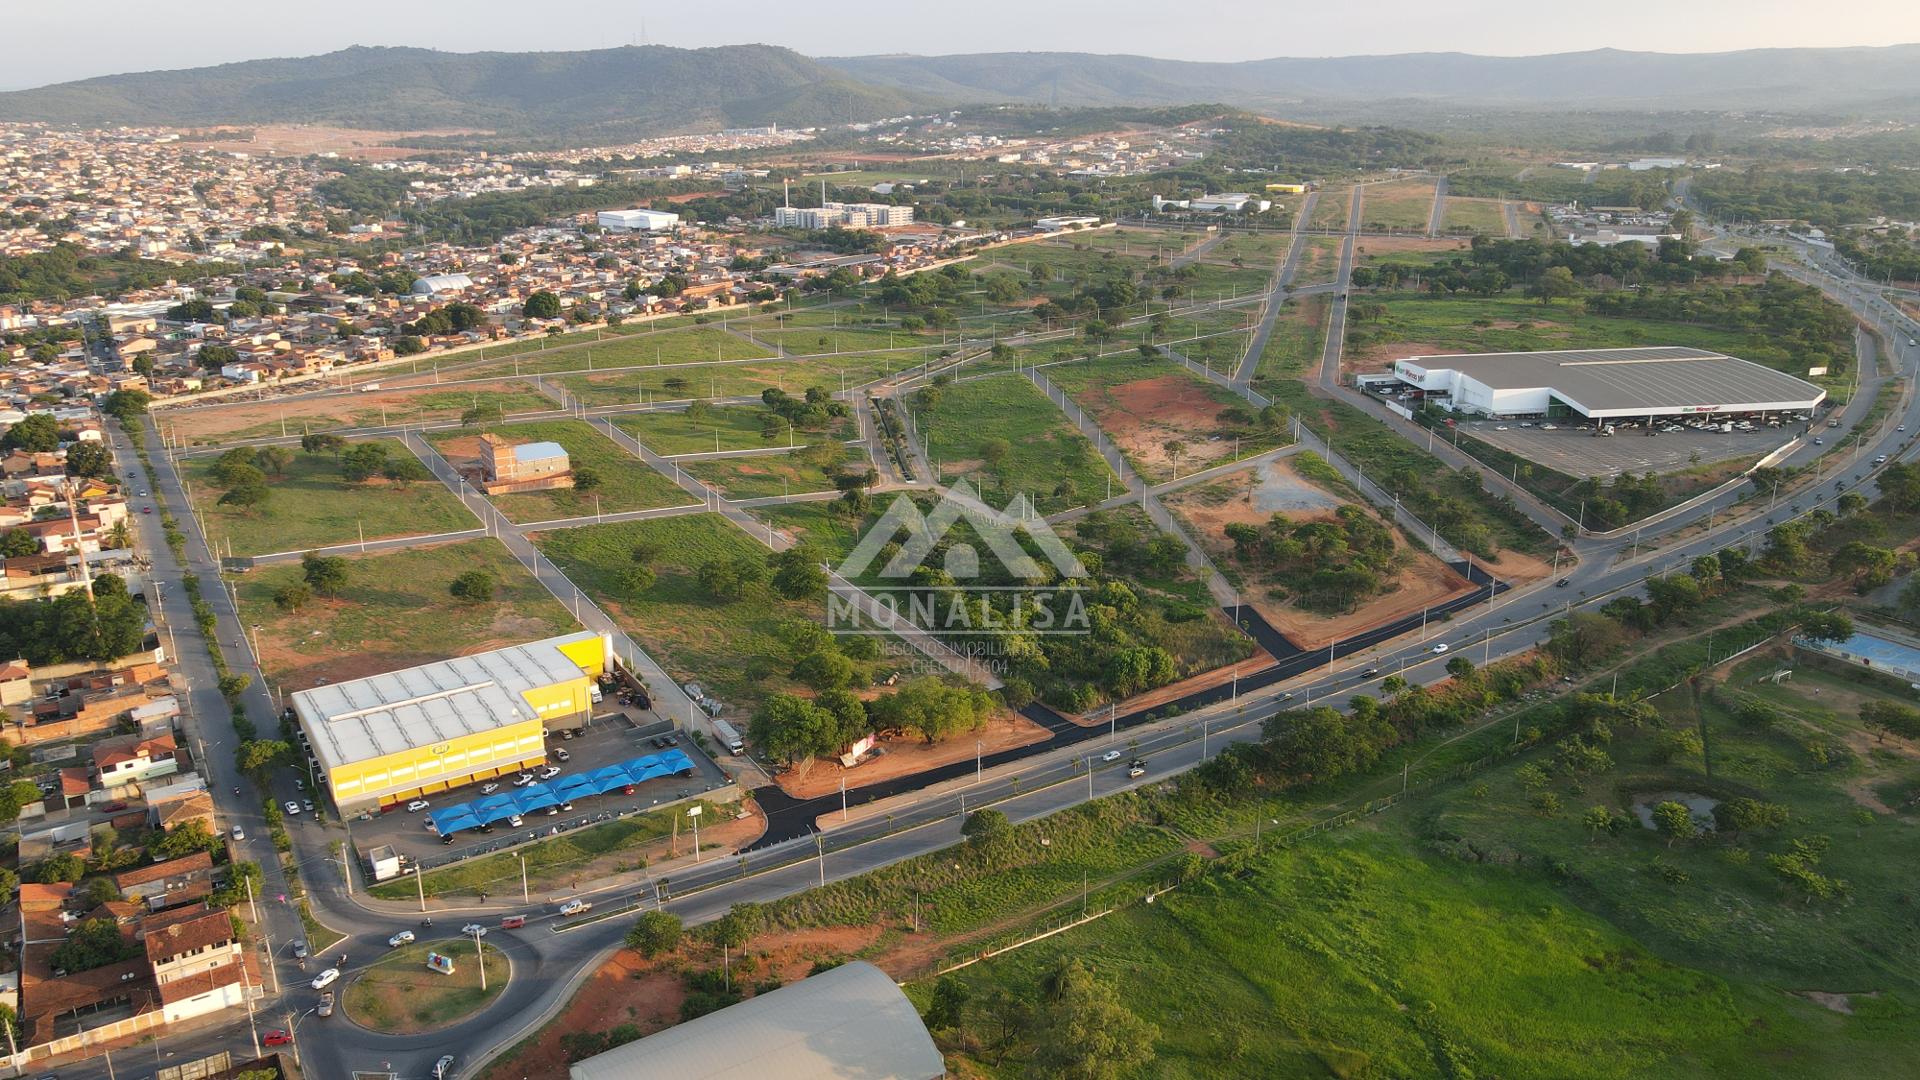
[1528,265,1578,305]
[64,441,110,478]
[340,442,389,483]
[572,467,602,493]
[49,917,141,973]
[271,582,312,612]
[1444,655,1476,681]
[147,820,223,861]
[255,445,295,477]
[382,458,431,487]
[1651,800,1696,848]
[961,808,1012,849]
[769,546,827,601]
[869,678,996,744]
[300,433,346,458]
[1582,805,1621,840]
[1031,959,1159,1080]
[449,570,496,603]
[979,437,1012,475]
[1861,700,1920,743]
[1162,439,1185,474]
[216,481,270,514]
[301,551,348,596]
[1651,728,1703,763]
[1830,540,1897,592]
[617,564,657,597]
[523,291,562,319]
[0,529,36,558]
[791,649,855,692]
[625,911,683,958]
[30,852,86,883]
[697,554,767,601]
[749,693,839,764]
[926,976,971,1032]
[1714,797,1789,838]
[102,389,152,422]
[238,739,290,773]
[708,902,762,952]
[3,414,60,452]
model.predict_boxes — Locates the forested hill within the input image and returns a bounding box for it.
[824,44,1920,114]
[0,44,934,139]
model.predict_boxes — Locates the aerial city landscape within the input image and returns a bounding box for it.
[2,2,1920,1076]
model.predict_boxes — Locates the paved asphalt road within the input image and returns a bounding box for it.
[48,209,1920,1080]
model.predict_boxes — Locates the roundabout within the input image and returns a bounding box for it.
[341,937,512,1035]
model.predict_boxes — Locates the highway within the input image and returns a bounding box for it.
[49,196,1920,1080]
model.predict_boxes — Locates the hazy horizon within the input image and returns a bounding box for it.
[6,0,1918,92]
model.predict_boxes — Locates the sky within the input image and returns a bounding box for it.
[7,0,1920,90]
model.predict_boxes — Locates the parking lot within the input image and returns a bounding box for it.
[1459,419,1796,478]
[344,705,731,871]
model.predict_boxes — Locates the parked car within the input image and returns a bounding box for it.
[441,833,456,845]
[481,783,500,795]
[622,784,636,796]
[101,801,128,813]
[513,773,535,787]
[553,748,570,762]
[262,1030,293,1047]
[283,801,301,816]
[291,940,308,960]
[310,968,340,990]
[538,765,562,780]
[301,799,314,813]
[230,825,245,841]
[559,802,573,812]
[507,814,524,828]
[387,931,415,948]
[461,923,488,937]
[406,800,430,813]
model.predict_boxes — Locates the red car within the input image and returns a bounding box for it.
[141,506,153,514]
[263,1029,293,1047]
[101,801,128,813]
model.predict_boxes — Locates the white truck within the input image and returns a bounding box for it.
[711,718,746,755]
[558,899,592,917]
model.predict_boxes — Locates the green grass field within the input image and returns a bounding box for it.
[1292,237,1343,287]
[609,405,853,457]
[1361,178,1441,231]
[425,420,692,523]
[459,325,774,378]
[1253,296,1329,385]
[914,374,1117,513]
[343,938,507,1034]
[184,438,473,557]
[1310,183,1356,230]
[1206,230,1297,266]
[1442,196,1513,235]
[172,383,559,446]
[555,351,929,406]
[1063,227,1190,257]
[235,537,576,690]
[683,453,844,500]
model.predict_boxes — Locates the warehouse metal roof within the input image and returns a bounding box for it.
[510,440,568,462]
[292,632,601,772]
[1395,346,1826,414]
[567,961,944,1080]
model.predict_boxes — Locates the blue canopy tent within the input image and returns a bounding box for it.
[424,751,699,836]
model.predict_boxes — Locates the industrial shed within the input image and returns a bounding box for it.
[567,961,945,1080]
[1386,346,1826,422]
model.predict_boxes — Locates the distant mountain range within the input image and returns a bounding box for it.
[1,42,1917,140]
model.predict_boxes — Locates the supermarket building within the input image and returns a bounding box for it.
[291,631,611,811]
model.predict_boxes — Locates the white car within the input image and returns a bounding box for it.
[1101,749,1122,762]
[283,801,301,816]
[507,814,524,828]
[310,968,340,991]
[387,931,414,948]
[1432,643,1450,654]
[406,800,430,813]
[230,825,245,841]
[480,783,500,795]
[538,765,562,780]
[461,923,488,937]
[512,773,535,787]
[434,1056,456,1080]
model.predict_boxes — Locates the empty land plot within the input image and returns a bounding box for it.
[1061,227,1188,257]
[973,242,1154,285]
[1179,261,1278,300]
[164,381,559,446]
[1361,179,1441,232]
[1165,454,1475,649]
[426,420,692,523]
[556,351,927,406]
[1353,236,1472,267]
[1206,230,1297,266]
[1441,197,1513,236]
[235,537,576,690]
[183,437,472,557]
[751,500,865,563]
[1046,353,1286,482]
[611,405,853,457]
[460,325,774,378]
[758,324,937,356]
[536,514,874,716]
[683,453,843,500]
[1292,237,1344,287]
[914,374,1116,513]
[1253,296,1330,385]
[1309,183,1356,230]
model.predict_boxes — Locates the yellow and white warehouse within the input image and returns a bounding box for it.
[291,631,611,811]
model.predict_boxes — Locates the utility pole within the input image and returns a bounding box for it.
[417,865,427,912]
[520,854,529,902]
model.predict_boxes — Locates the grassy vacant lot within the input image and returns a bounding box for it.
[919,642,1920,1079]
[914,374,1116,513]
[1064,226,1190,257]
[752,501,865,564]
[536,515,827,715]
[185,438,472,557]
[1309,183,1356,230]
[1443,195,1513,235]
[236,538,575,690]
[610,405,853,457]
[1361,178,1440,231]
[1292,237,1343,287]
[461,325,773,377]
[1206,229,1296,266]
[343,938,507,1034]
[684,453,842,500]
[367,799,727,900]
[1253,296,1329,385]
[168,382,558,446]
[556,351,927,406]
[759,324,934,356]
[425,420,691,523]
[1045,352,1287,482]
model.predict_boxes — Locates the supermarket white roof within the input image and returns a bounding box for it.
[1395,346,1826,416]
[291,632,600,772]
[568,962,942,1080]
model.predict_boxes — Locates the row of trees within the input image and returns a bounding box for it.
[752,675,998,765]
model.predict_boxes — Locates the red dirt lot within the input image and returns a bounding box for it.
[786,710,1053,803]
[1088,375,1244,477]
